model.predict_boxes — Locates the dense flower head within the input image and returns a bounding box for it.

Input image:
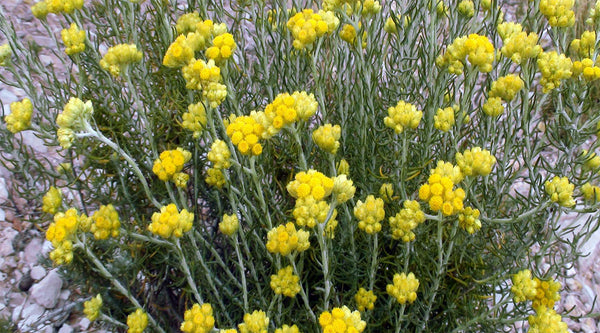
[431,160,464,184]
[152,148,192,181]
[83,294,102,321]
[418,173,465,215]
[203,81,228,108]
[91,204,121,240]
[49,240,73,265]
[206,167,226,188]
[434,106,456,132]
[100,44,142,77]
[208,139,232,169]
[354,288,377,312]
[61,23,85,55]
[489,74,524,102]
[43,0,84,15]
[501,31,542,64]
[532,278,561,310]
[389,200,426,242]
[339,24,357,45]
[181,303,215,333]
[127,309,148,333]
[31,2,49,19]
[274,325,300,333]
[582,182,600,202]
[270,266,301,297]
[291,91,318,121]
[333,175,356,204]
[379,183,394,202]
[182,58,222,89]
[384,100,423,134]
[463,34,495,73]
[572,58,600,81]
[581,149,600,171]
[570,31,596,58]
[163,35,195,68]
[539,0,575,28]
[225,114,265,155]
[497,22,522,41]
[174,172,189,188]
[511,269,538,303]
[219,213,239,236]
[457,0,475,18]
[56,97,93,133]
[354,195,385,234]
[0,44,11,66]
[266,222,310,255]
[386,272,419,304]
[5,98,33,134]
[257,91,318,138]
[588,0,600,25]
[313,124,341,154]
[384,16,398,34]
[181,102,207,138]
[176,12,202,35]
[528,306,569,333]
[148,203,194,238]
[238,310,269,333]
[46,208,80,246]
[482,97,505,117]
[318,306,366,333]
[458,207,481,234]
[318,9,340,32]
[537,51,573,93]
[287,170,334,200]
[293,196,330,228]
[544,176,575,207]
[455,147,496,176]
[264,93,299,130]
[206,33,236,63]
[287,9,331,50]
[42,186,62,215]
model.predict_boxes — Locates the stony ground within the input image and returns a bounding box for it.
[1,0,600,332]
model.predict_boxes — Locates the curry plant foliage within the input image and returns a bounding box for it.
[1,0,598,331]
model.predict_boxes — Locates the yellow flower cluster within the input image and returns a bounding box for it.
[46,208,82,265]
[354,195,385,234]
[458,207,481,234]
[531,278,561,310]
[497,22,523,41]
[274,325,300,333]
[537,51,573,93]
[148,204,194,239]
[91,204,120,240]
[152,148,191,182]
[176,12,202,35]
[205,168,226,188]
[437,34,494,74]
[0,44,11,66]
[571,31,596,58]
[127,308,148,333]
[181,102,207,138]
[56,98,93,149]
[287,170,334,200]
[528,306,568,333]
[238,310,269,333]
[333,175,356,204]
[434,106,456,132]
[588,0,600,25]
[455,147,496,177]
[582,182,600,202]
[42,186,62,215]
[431,160,464,184]
[61,23,85,55]
[339,24,366,48]
[511,269,538,303]
[457,0,474,18]
[208,140,232,170]
[181,303,215,333]
[83,294,102,321]
[389,200,426,242]
[544,176,575,207]
[226,114,265,155]
[572,58,600,82]
[163,35,195,68]
[379,183,393,202]
[539,0,575,28]
[293,196,330,228]
[32,0,83,16]
[384,100,423,134]
[354,288,377,312]
[266,222,310,255]
[100,44,142,77]
[270,266,301,297]
[419,173,465,215]
[482,97,504,117]
[488,74,523,102]
[258,92,318,138]
[206,33,236,63]
[286,9,338,50]
[386,272,419,304]
[313,124,341,154]
[500,31,542,65]
[219,213,239,236]
[318,306,366,333]
[5,98,33,134]
[182,59,227,107]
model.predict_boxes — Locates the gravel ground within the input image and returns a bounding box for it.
[1,0,600,332]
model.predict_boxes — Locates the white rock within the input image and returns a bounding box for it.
[0,89,18,104]
[41,240,53,256]
[11,304,23,322]
[30,265,46,281]
[20,302,45,328]
[60,289,70,300]
[30,269,63,308]
[0,209,5,222]
[58,324,74,333]
[23,238,43,266]
[78,317,91,330]
[0,228,18,256]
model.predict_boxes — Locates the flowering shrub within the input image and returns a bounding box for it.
[1,0,599,331]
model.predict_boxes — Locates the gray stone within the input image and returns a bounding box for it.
[78,317,91,330]
[30,265,46,281]
[11,304,23,322]
[58,324,74,333]
[20,302,45,328]
[60,289,70,300]
[30,269,63,308]
[0,228,18,256]
[23,238,43,266]
[0,89,18,105]
[21,131,48,153]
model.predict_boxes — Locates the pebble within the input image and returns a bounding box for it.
[30,265,46,281]
[18,271,34,292]
[59,324,74,333]
[30,269,63,309]
[23,238,43,266]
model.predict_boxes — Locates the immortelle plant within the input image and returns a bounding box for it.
[1,0,599,331]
